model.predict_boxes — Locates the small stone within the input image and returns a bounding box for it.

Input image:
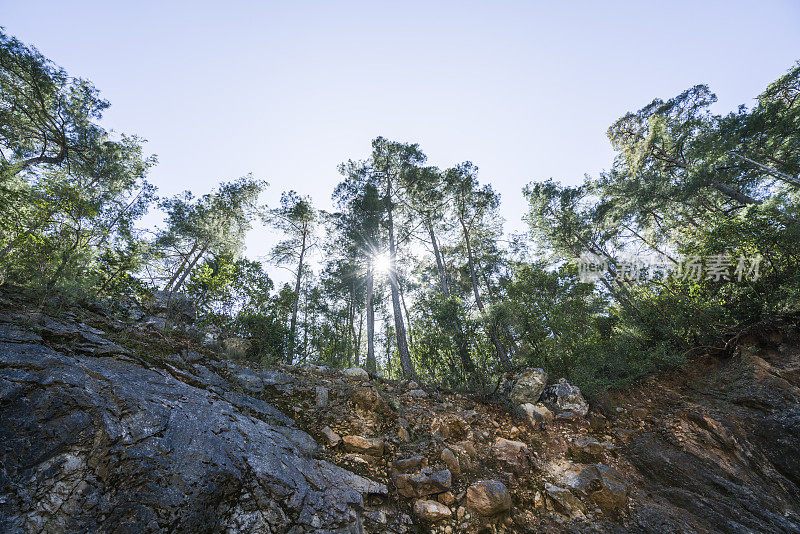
[398,427,411,442]
[466,480,512,516]
[407,389,428,398]
[438,491,455,505]
[545,483,585,517]
[315,386,329,408]
[393,469,452,498]
[342,435,385,456]
[456,506,466,520]
[414,499,451,522]
[392,456,427,474]
[321,426,340,447]
[441,448,460,475]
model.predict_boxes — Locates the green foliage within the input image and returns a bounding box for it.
[2,27,797,398]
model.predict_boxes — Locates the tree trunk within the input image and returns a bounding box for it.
[399,278,414,350]
[710,180,761,206]
[170,242,208,294]
[288,224,308,363]
[427,220,449,297]
[164,240,199,292]
[365,265,376,374]
[460,218,510,370]
[387,173,418,381]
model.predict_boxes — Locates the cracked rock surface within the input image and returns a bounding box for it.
[0,303,385,533]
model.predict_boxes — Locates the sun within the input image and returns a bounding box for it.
[372,252,392,276]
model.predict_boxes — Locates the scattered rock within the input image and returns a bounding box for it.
[350,385,381,411]
[398,426,411,442]
[543,378,589,416]
[414,499,451,522]
[545,483,585,517]
[406,389,428,398]
[431,414,470,440]
[568,435,614,461]
[343,367,370,380]
[492,437,533,472]
[321,426,340,447]
[342,435,385,456]
[509,367,549,405]
[315,385,329,408]
[466,480,512,516]
[392,456,427,474]
[441,448,460,475]
[393,469,452,498]
[518,402,554,426]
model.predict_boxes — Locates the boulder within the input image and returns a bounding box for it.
[509,367,549,405]
[342,435,386,456]
[413,500,452,522]
[343,367,370,380]
[393,469,451,498]
[542,378,589,416]
[466,480,512,516]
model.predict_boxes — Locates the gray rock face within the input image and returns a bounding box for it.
[509,367,548,406]
[0,323,385,533]
[542,378,589,416]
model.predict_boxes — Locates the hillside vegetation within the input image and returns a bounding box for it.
[1,29,799,397]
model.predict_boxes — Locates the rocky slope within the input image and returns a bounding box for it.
[0,288,799,533]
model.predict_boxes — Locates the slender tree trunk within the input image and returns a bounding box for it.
[365,265,376,374]
[288,225,308,363]
[170,242,208,294]
[386,174,418,381]
[356,307,364,367]
[728,151,800,188]
[164,240,199,291]
[399,279,414,350]
[426,219,449,297]
[709,180,761,206]
[302,290,309,361]
[459,218,510,370]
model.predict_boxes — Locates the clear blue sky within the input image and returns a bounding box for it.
[3,1,799,281]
